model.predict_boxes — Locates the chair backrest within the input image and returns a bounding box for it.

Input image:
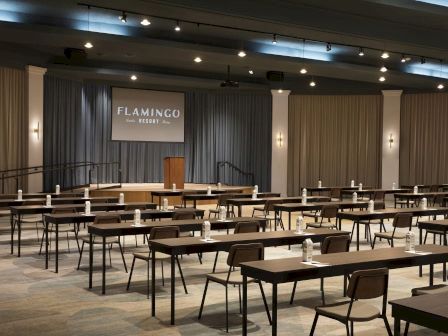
[373,201,385,210]
[321,235,351,254]
[264,199,276,212]
[172,209,196,220]
[217,193,235,206]
[392,212,413,229]
[330,188,341,199]
[320,204,338,219]
[347,268,389,300]
[52,207,77,214]
[94,214,121,224]
[234,221,260,234]
[429,185,439,192]
[150,226,180,239]
[125,204,147,211]
[227,243,264,267]
[373,191,385,201]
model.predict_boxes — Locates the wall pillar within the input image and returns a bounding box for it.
[271,89,290,196]
[27,65,47,192]
[381,90,402,189]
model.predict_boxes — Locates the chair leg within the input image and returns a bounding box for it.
[126,256,136,291]
[66,232,70,253]
[108,245,112,267]
[39,230,45,255]
[290,281,298,304]
[404,321,410,336]
[345,323,350,336]
[198,279,209,319]
[309,313,319,336]
[372,236,377,249]
[117,241,128,272]
[320,278,326,305]
[424,231,428,244]
[225,285,229,333]
[161,260,165,287]
[258,281,272,325]
[238,284,242,314]
[77,241,85,270]
[350,321,354,336]
[176,256,188,294]
[212,251,219,273]
[147,258,150,299]
[383,316,393,336]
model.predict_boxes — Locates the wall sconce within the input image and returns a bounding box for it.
[276,132,283,147]
[33,122,40,140]
[388,133,394,148]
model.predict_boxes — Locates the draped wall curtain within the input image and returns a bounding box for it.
[43,76,272,191]
[0,67,28,193]
[400,93,448,185]
[287,95,382,196]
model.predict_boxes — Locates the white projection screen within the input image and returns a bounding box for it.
[111,87,185,142]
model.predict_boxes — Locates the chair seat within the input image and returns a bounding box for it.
[133,251,170,261]
[411,284,448,296]
[359,219,382,224]
[21,216,43,223]
[303,211,320,218]
[81,236,119,244]
[252,206,264,212]
[316,300,381,322]
[374,232,406,240]
[206,271,256,285]
[307,222,336,229]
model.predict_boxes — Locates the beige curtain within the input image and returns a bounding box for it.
[288,95,382,196]
[0,67,28,193]
[400,93,448,185]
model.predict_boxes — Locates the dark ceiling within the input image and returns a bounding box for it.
[0,0,447,93]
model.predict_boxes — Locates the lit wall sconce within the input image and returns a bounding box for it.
[388,133,394,148]
[33,122,40,140]
[276,132,283,147]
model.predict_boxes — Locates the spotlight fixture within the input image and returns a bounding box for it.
[421,57,426,64]
[194,56,202,63]
[238,50,246,57]
[309,79,316,87]
[326,42,332,52]
[437,83,444,90]
[401,54,407,63]
[130,74,137,81]
[174,20,181,31]
[379,76,386,82]
[278,89,283,93]
[84,42,93,49]
[358,47,365,56]
[380,66,388,73]
[248,69,254,75]
[119,11,127,23]
[140,18,151,26]
[272,34,277,45]
[381,51,389,59]
[300,68,307,74]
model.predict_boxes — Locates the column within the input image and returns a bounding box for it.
[381,90,402,189]
[271,89,290,196]
[27,65,47,192]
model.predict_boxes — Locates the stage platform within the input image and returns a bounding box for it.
[87,183,252,205]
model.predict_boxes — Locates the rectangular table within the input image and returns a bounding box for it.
[0,192,84,199]
[241,245,448,336]
[341,188,410,199]
[390,293,448,335]
[305,186,371,195]
[337,207,448,250]
[87,217,267,294]
[9,202,156,257]
[150,188,246,206]
[394,192,448,207]
[0,196,118,207]
[149,228,349,325]
[227,195,329,217]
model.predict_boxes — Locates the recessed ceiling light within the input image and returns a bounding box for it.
[309,80,316,87]
[437,83,444,90]
[130,74,137,81]
[381,51,389,59]
[272,34,277,45]
[84,41,93,49]
[119,12,127,23]
[380,66,388,73]
[140,18,151,26]
[238,50,246,57]
[358,47,365,56]
[300,68,308,74]
[278,89,283,93]
[174,20,181,31]
[379,76,386,82]
[248,69,254,75]
[194,56,202,63]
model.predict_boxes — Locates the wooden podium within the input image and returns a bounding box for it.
[163,157,185,189]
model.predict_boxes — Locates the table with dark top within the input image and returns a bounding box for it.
[87,217,266,294]
[341,188,410,199]
[241,245,448,336]
[390,293,448,335]
[9,202,156,257]
[304,186,372,195]
[337,207,448,250]
[394,191,448,207]
[148,228,349,325]
[401,184,448,190]
[150,188,245,207]
[0,196,118,207]
[0,192,84,199]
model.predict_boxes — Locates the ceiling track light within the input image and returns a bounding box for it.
[194,56,202,63]
[379,76,386,82]
[248,69,254,75]
[272,34,277,45]
[309,78,316,87]
[140,17,151,26]
[300,68,307,74]
[326,42,331,52]
[381,51,389,59]
[238,50,246,57]
[278,89,283,93]
[119,11,127,23]
[174,20,181,31]
[358,47,364,56]
[130,74,137,81]
[380,66,388,73]
[437,83,444,90]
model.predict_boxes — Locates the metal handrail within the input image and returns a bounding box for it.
[216,161,255,186]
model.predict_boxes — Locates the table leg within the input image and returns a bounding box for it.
[288,211,291,231]
[170,254,176,325]
[394,317,400,336]
[242,275,247,336]
[102,236,106,294]
[55,224,59,273]
[419,227,423,277]
[45,219,49,269]
[18,215,21,257]
[89,233,93,288]
[159,196,162,209]
[194,200,197,208]
[356,220,360,251]
[10,213,14,254]
[429,263,434,286]
[238,206,242,217]
[272,283,277,336]
[151,248,156,316]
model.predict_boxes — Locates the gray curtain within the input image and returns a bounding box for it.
[288,94,382,196]
[400,92,448,185]
[43,76,272,191]
[0,67,28,193]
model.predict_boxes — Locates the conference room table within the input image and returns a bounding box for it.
[401,184,448,190]
[9,202,157,257]
[389,292,448,335]
[86,217,267,294]
[150,188,245,207]
[393,191,448,207]
[0,192,84,199]
[42,208,206,273]
[337,207,448,250]
[0,196,118,207]
[340,188,410,199]
[227,195,328,217]
[148,228,349,325]
[304,186,371,195]
[240,245,448,336]
[273,200,385,230]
